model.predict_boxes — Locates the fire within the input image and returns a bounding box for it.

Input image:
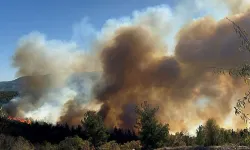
[7,116,31,124]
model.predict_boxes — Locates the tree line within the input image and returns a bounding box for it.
[0,101,250,150]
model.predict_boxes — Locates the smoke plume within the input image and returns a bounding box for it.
[3,32,101,123]
[4,0,250,134]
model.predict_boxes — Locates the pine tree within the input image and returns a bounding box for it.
[135,101,169,149]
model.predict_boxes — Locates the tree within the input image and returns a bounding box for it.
[204,118,220,146]
[196,125,205,146]
[218,128,233,145]
[135,101,169,150]
[0,91,19,103]
[82,111,109,147]
[171,132,186,147]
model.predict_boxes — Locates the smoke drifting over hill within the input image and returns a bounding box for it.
[3,0,250,133]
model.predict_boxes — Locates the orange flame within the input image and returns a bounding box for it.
[7,116,31,124]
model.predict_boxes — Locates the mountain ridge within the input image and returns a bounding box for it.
[0,72,101,92]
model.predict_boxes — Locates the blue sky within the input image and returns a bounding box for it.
[0,0,179,81]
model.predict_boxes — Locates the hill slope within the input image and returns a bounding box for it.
[0,72,101,92]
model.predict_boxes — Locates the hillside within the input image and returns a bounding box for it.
[0,72,101,104]
[0,72,101,92]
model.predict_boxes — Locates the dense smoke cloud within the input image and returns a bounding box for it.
[92,3,250,131]
[4,0,250,133]
[93,12,250,131]
[3,33,101,122]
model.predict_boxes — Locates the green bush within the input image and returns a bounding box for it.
[120,140,142,150]
[0,134,34,150]
[98,141,120,150]
[35,142,58,150]
[243,136,250,146]
[58,136,91,150]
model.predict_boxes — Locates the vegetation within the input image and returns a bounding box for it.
[196,125,205,146]
[0,134,34,150]
[204,118,220,146]
[0,91,18,104]
[0,100,249,149]
[57,136,91,150]
[135,101,169,149]
[82,111,109,147]
[1,115,250,149]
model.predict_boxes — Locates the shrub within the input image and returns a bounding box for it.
[58,136,91,150]
[98,141,120,150]
[120,140,142,150]
[243,136,250,146]
[35,142,58,150]
[0,134,34,150]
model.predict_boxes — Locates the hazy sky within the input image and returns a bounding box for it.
[0,0,228,81]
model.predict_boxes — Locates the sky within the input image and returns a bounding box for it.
[0,0,229,81]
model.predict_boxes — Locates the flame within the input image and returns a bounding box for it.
[7,116,31,124]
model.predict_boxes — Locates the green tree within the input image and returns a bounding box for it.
[218,128,233,145]
[82,111,109,147]
[171,132,186,147]
[204,118,220,146]
[135,101,169,150]
[196,125,205,146]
